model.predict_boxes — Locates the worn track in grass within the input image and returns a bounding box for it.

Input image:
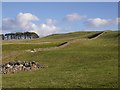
[26,31,105,52]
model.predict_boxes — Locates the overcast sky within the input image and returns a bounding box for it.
[2,2,118,37]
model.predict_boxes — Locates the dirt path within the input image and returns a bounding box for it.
[26,31,105,52]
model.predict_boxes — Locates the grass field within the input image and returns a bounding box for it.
[2,30,119,88]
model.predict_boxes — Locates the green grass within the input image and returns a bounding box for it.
[44,31,97,39]
[2,43,60,52]
[2,30,118,88]
[2,31,97,44]
[98,30,119,40]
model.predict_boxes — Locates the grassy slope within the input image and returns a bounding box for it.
[2,31,97,44]
[2,31,118,88]
[2,31,97,62]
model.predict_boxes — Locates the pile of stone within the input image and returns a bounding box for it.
[0,61,48,74]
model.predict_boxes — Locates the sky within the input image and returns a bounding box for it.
[2,2,118,37]
[2,0,120,2]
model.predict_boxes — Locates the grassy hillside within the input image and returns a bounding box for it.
[98,31,119,40]
[2,31,97,44]
[2,30,118,88]
[44,31,97,39]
